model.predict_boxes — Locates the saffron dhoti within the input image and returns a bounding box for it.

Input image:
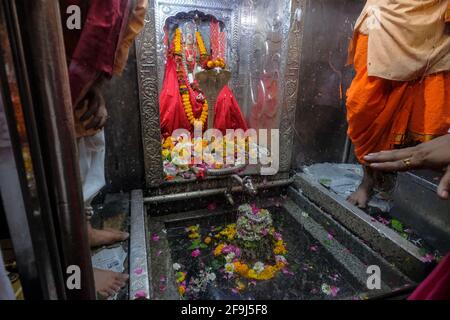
[346,33,450,163]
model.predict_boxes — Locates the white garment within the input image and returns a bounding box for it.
[77,131,106,206]
[0,250,15,300]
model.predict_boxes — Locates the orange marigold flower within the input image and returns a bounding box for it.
[273,244,287,255]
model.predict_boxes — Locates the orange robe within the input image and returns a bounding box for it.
[346,33,450,163]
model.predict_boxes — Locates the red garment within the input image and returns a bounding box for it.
[408,254,450,300]
[249,76,278,130]
[214,85,248,134]
[159,57,191,137]
[64,0,131,105]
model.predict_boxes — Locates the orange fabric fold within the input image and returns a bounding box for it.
[446,3,450,22]
[346,33,450,163]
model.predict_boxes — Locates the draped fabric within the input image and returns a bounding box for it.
[114,0,149,76]
[210,21,220,60]
[64,0,131,106]
[214,85,248,134]
[408,254,450,300]
[349,0,450,81]
[159,57,191,137]
[210,20,226,60]
[62,0,148,138]
[346,33,450,163]
[447,2,450,22]
[249,76,279,130]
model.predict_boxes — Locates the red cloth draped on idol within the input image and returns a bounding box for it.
[159,19,248,138]
[160,18,249,181]
[214,85,248,134]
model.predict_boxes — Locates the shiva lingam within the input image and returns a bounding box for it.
[235,204,275,261]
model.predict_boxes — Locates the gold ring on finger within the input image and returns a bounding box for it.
[403,158,412,169]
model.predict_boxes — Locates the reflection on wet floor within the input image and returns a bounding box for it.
[302,164,442,262]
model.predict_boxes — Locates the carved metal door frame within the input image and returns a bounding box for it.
[136,0,306,189]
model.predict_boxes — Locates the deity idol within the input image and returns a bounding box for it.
[160,17,248,138]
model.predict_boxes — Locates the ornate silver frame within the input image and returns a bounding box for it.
[136,0,306,188]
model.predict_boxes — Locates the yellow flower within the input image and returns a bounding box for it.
[273,244,287,255]
[163,137,175,150]
[234,262,249,277]
[178,286,186,296]
[162,149,170,159]
[247,269,258,279]
[176,272,186,283]
[187,225,199,232]
[196,31,207,56]
[236,281,246,291]
[214,243,225,256]
[204,237,212,245]
[219,224,237,241]
[188,232,200,239]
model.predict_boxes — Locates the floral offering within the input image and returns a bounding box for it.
[172,205,290,299]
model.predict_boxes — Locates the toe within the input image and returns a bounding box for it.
[116,273,129,282]
[98,290,109,298]
[110,284,121,292]
[118,232,129,241]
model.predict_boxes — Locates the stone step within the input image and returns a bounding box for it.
[392,170,450,253]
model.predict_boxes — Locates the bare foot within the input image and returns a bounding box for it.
[94,268,129,298]
[347,166,374,208]
[88,222,129,248]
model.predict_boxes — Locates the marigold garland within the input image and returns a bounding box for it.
[174,28,182,55]
[212,222,288,281]
[172,28,209,128]
[181,91,208,127]
[213,241,287,281]
[196,31,208,56]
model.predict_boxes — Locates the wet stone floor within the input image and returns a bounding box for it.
[165,206,364,300]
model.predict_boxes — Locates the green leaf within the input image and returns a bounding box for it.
[211,259,223,271]
[319,179,332,188]
[188,239,202,250]
[391,219,404,233]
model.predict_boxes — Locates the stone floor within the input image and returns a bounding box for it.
[92,192,130,300]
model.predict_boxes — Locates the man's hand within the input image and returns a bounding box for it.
[78,85,108,130]
[364,134,450,200]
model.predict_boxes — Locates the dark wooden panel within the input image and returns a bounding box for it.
[0,196,9,239]
[103,46,145,193]
[292,0,365,167]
